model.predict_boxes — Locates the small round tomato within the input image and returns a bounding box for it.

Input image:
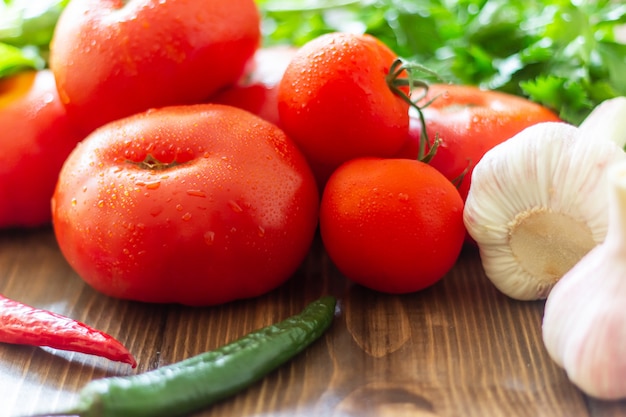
[277,32,410,186]
[52,104,320,306]
[0,70,82,228]
[50,0,261,135]
[210,46,298,127]
[394,84,562,200]
[320,157,466,294]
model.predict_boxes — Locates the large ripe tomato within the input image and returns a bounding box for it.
[395,84,562,201]
[0,70,83,228]
[277,32,410,187]
[52,104,320,306]
[319,157,466,294]
[49,0,261,135]
[210,45,298,127]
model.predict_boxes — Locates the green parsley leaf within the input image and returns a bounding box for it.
[258,0,626,125]
[0,42,43,78]
[0,0,68,78]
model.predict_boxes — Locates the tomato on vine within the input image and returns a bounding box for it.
[395,84,562,200]
[277,32,414,187]
[319,157,466,294]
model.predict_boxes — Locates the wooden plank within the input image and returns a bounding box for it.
[1,228,625,417]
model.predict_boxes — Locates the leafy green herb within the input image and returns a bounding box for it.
[0,43,42,77]
[0,0,623,124]
[258,0,626,125]
[0,0,68,77]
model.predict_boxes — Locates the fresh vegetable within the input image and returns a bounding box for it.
[52,104,320,306]
[3,0,625,126]
[0,0,68,77]
[0,69,83,228]
[0,293,136,367]
[260,0,626,125]
[320,157,465,294]
[578,96,626,149]
[49,0,261,135]
[542,160,626,400]
[210,45,298,128]
[277,32,412,187]
[394,84,562,201]
[40,296,336,417]
[463,117,626,300]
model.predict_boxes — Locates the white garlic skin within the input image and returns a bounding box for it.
[463,122,626,300]
[579,96,626,149]
[542,161,626,400]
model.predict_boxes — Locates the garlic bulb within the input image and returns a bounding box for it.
[579,97,626,149]
[463,121,626,300]
[542,160,626,400]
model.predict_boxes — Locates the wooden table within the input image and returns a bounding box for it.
[1,226,625,417]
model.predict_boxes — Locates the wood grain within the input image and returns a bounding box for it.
[0,227,624,417]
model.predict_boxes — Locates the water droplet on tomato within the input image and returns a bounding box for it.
[186,189,206,198]
[42,92,54,104]
[71,198,77,206]
[181,212,192,221]
[97,200,104,208]
[398,193,409,202]
[204,231,215,245]
[228,200,243,213]
[257,225,266,237]
[150,205,163,217]
[145,180,161,190]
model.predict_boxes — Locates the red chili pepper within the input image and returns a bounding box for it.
[0,293,136,368]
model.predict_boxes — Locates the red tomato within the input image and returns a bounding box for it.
[49,0,261,136]
[277,32,410,187]
[395,84,562,200]
[0,70,83,228]
[210,45,298,127]
[52,104,320,306]
[320,157,466,294]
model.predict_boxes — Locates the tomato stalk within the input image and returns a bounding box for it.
[386,58,441,164]
[133,154,179,170]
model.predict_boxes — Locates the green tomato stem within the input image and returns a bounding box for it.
[386,58,441,164]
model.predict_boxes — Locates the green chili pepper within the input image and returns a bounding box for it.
[37,296,336,417]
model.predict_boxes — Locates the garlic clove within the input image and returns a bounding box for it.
[463,121,626,300]
[542,160,626,400]
[578,96,626,148]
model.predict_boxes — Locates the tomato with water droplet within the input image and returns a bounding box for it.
[277,32,411,189]
[210,45,298,128]
[320,157,465,294]
[49,0,261,136]
[0,70,83,228]
[52,104,319,306]
[393,84,561,201]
